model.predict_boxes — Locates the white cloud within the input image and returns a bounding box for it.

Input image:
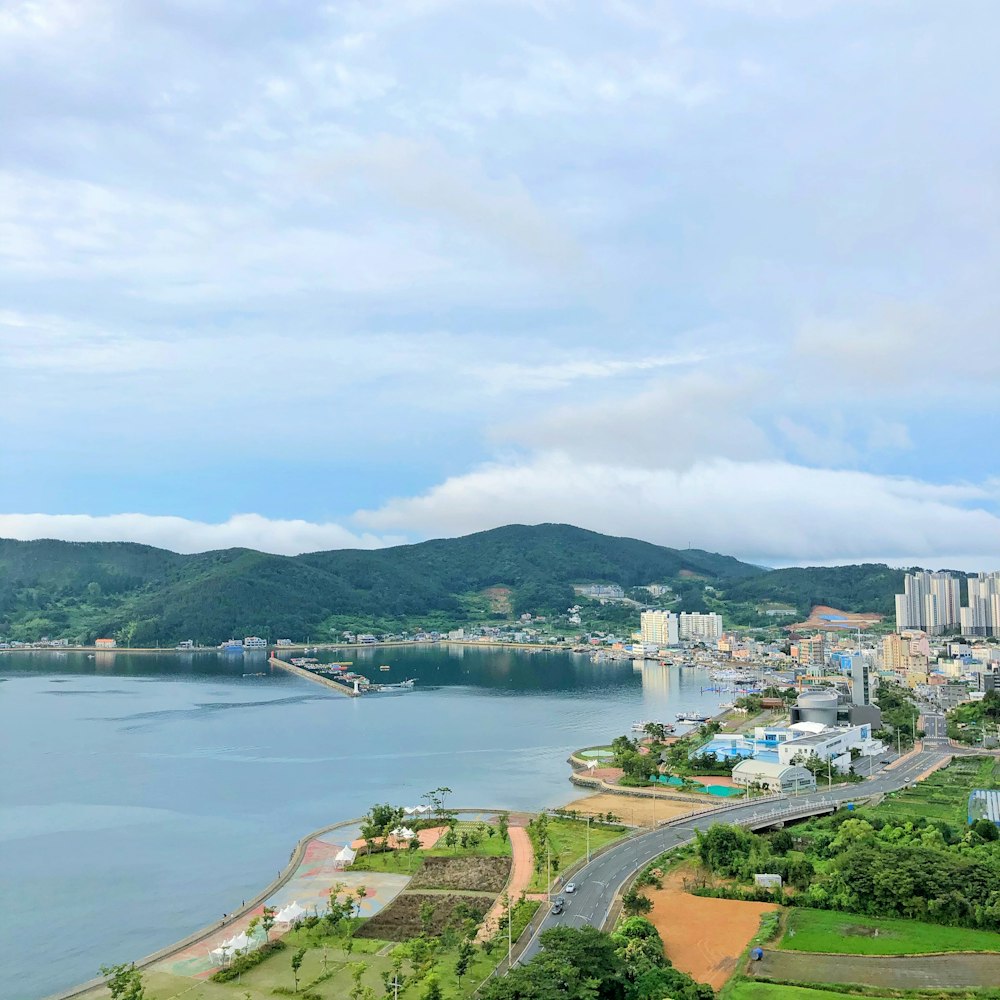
[356,452,1000,569]
[0,513,400,556]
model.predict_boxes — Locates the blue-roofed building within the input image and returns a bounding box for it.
[968,789,1000,826]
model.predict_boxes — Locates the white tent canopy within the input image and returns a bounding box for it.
[209,945,231,963]
[334,845,357,865]
[226,932,253,952]
[390,826,416,840]
[276,901,307,923]
[403,805,432,815]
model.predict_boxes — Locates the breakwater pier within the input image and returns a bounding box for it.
[267,656,361,696]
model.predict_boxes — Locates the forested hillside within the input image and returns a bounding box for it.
[0,525,912,645]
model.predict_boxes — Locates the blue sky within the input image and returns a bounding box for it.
[2,0,999,567]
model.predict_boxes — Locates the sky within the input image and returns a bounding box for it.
[2,0,999,569]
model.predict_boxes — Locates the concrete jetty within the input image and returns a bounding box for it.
[268,656,361,696]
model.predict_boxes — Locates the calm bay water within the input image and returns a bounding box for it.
[0,646,720,999]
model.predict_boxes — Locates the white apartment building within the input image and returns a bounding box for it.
[895,571,961,634]
[678,611,723,641]
[640,609,679,647]
[962,573,1000,637]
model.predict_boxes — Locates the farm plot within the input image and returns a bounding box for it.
[750,950,1000,989]
[408,855,511,892]
[355,892,493,941]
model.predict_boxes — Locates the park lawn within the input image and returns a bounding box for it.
[527,818,627,893]
[727,982,894,1000]
[350,822,511,874]
[779,909,1000,955]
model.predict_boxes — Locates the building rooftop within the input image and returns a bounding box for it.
[732,759,812,779]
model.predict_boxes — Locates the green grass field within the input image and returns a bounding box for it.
[727,982,896,1000]
[349,821,512,874]
[526,817,627,892]
[780,909,1000,955]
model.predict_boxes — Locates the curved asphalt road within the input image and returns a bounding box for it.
[520,715,952,963]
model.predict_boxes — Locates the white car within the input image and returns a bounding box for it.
[565,882,577,893]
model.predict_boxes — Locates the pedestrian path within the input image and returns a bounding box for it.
[476,825,535,942]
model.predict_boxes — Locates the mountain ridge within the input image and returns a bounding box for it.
[0,523,905,645]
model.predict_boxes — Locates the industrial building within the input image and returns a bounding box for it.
[731,759,816,793]
[789,689,881,729]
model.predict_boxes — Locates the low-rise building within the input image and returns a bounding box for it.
[731,759,816,793]
[777,723,884,769]
[94,638,116,649]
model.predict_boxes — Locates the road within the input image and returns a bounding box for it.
[520,714,952,963]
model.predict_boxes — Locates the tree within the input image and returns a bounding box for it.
[99,963,145,1000]
[445,827,458,853]
[246,915,260,943]
[498,812,510,843]
[622,889,652,916]
[420,899,437,935]
[455,937,475,985]
[422,974,443,1000]
[291,948,306,993]
[408,835,422,869]
[262,905,276,941]
[350,961,368,1000]
[356,884,368,916]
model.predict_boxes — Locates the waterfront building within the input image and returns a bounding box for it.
[731,759,816,793]
[678,611,723,641]
[639,609,679,647]
[94,638,116,649]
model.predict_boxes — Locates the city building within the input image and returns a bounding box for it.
[850,655,873,706]
[895,571,961,634]
[574,583,625,599]
[640,610,679,647]
[678,611,723,642]
[795,635,826,672]
[94,638,116,649]
[777,723,883,769]
[962,573,1000,637]
[731,759,816,793]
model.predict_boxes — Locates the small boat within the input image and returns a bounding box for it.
[676,712,712,724]
[379,665,391,672]
[374,679,416,691]
[632,720,675,733]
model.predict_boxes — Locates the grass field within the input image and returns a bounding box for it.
[526,817,626,892]
[873,756,1000,826]
[349,821,512,874]
[780,909,1000,955]
[727,981,896,1000]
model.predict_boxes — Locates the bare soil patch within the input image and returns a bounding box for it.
[647,866,779,989]
[409,856,511,893]
[560,792,713,828]
[751,951,1000,989]
[483,586,512,614]
[356,892,493,941]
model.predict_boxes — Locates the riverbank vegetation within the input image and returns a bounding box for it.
[524,814,627,892]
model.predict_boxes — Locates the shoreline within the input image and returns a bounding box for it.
[0,639,581,656]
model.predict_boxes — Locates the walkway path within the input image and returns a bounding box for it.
[476,825,535,942]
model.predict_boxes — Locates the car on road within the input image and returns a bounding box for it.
[550,900,563,914]
[565,882,577,893]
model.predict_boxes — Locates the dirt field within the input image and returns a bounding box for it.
[560,791,714,828]
[647,868,779,989]
[750,950,1000,989]
[355,891,493,941]
[409,856,511,892]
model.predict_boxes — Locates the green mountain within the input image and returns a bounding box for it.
[0,524,907,645]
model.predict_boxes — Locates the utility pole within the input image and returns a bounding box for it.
[391,976,402,1000]
[828,756,832,791]
[546,842,551,899]
[586,815,591,863]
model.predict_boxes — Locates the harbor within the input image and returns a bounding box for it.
[267,656,416,696]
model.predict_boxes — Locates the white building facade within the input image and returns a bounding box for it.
[640,610,679,647]
[895,571,961,634]
[678,611,724,642]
